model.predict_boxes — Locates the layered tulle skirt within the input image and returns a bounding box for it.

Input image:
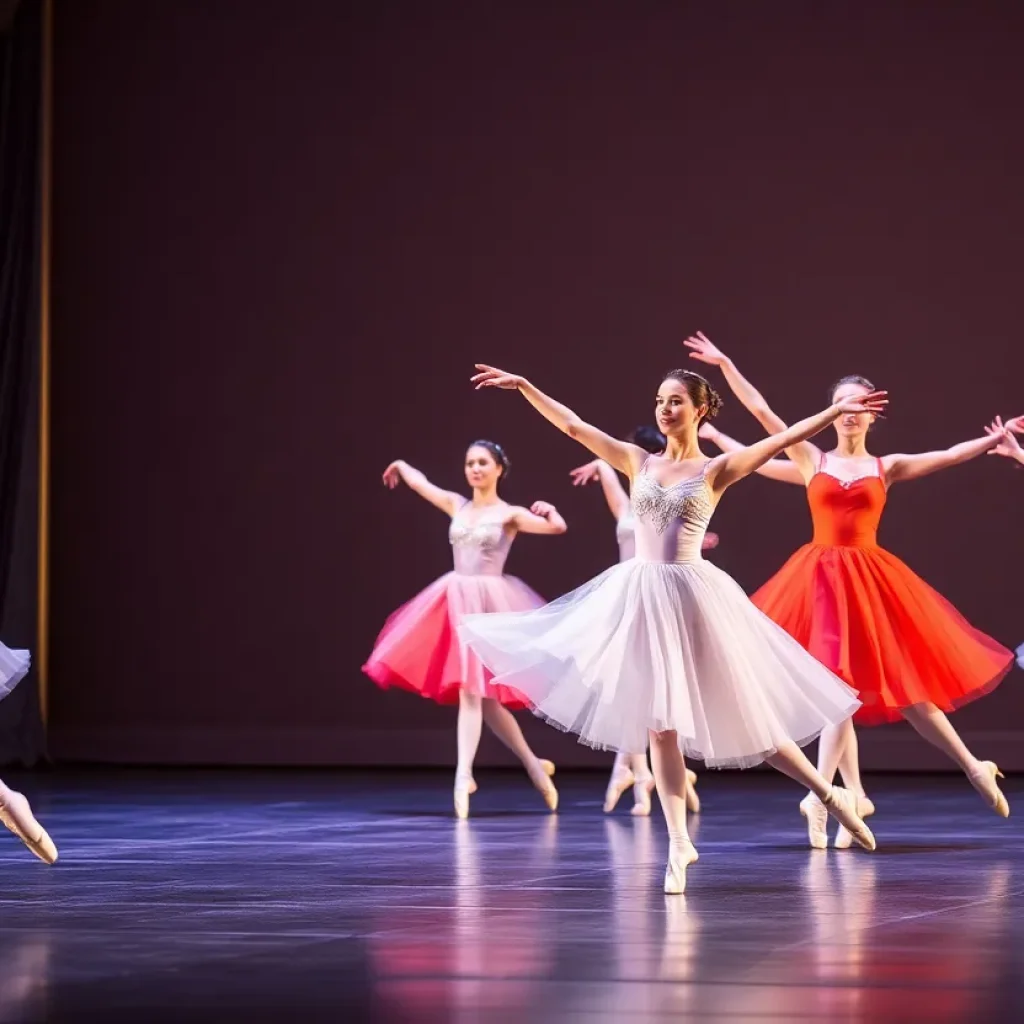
[0,643,30,702]
[753,544,1013,726]
[459,559,860,769]
[363,572,544,708]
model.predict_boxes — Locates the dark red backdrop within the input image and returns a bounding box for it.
[49,1,1023,768]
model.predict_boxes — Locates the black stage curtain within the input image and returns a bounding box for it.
[0,0,44,765]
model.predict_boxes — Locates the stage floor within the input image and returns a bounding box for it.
[0,767,1020,1022]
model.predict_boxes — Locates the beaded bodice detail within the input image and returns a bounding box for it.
[630,460,716,563]
[449,503,513,576]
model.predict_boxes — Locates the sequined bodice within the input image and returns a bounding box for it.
[615,514,635,562]
[630,461,716,563]
[449,503,513,576]
[808,455,886,548]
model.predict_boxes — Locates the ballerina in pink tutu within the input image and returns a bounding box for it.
[364,440,567,818]
[569,424,715,817]
[0,645,57,864]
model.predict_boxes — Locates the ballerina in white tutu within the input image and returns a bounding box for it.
[569,424,715,818]
[0,645,57,864]
[461,362,887,894]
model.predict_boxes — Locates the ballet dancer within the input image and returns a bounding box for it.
[363,441,565,818]
[569,424,714,816]
[0,646,57,863]
[461,362,884,894]
[687,331,1018,848]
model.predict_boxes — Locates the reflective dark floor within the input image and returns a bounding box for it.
[0,768,1021,1022]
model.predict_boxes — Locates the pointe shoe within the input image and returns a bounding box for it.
[530,762,558,812]
[664,840,699,895]
[835,794,876,849]
[631,773,655,817]
[537,777,559,812]
[0,790,58,865]
[453,775,478,820]
[604,767,635,814]
[822,786,876,851]
[685,768,701,814]
[799,792,829,850]
[968,761,1010,818]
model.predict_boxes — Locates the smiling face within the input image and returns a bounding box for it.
[831,380,877,439]
[464,444,502,490]
[655,377,708,438]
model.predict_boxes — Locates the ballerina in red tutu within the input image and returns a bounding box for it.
[363,440,566,818]
[569,424,714,817]
[686,331,1019,848]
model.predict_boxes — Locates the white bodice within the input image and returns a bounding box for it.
[630,461,716,563]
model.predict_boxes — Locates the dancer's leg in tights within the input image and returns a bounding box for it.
[482,698,554,790]
[454,691,483,817]
[901,702,1008,814]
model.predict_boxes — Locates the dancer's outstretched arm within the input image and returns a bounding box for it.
[684,332,820,482]
[569,459,631,520]
[708,392,888,492]
[699,423,803,485]
[884,415,1023,483]
[381,460,462,515]
[471,365,647,479]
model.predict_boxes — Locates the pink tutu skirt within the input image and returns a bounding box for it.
[363,572,544,708]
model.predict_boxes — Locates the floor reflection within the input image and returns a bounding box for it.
[0,935,51,1023]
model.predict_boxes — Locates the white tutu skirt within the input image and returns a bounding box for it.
[459,559,860,769]
[0,643,30,702]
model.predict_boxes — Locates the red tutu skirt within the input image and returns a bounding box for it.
[752,544,1013,726]
[363,572,544,708]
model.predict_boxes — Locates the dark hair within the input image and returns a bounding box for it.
[829,375,885,421]
[661,369,724,425]
[467,439,511,478]
[628,425,666,454]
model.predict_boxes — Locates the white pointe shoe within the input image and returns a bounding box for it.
[604,767,635,814]
[835,794,876,849]
[532,760,558,812]
[799,792,829,850]
[685,768,701,814]
[822,786,876,851]
[631,773,655,817]
[664,840,699,895]
[453,775,478,820]
[967,761,1010,818]
[0,790,58,865]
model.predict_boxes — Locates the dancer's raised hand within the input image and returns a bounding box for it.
[684,332,728,367]
[569,461,602,486]
[472,364,524,390]
[382,461,403,488]
[834,391,888,417]
[985,417,1023,461]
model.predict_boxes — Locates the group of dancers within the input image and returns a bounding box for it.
[364,333,1022,894]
